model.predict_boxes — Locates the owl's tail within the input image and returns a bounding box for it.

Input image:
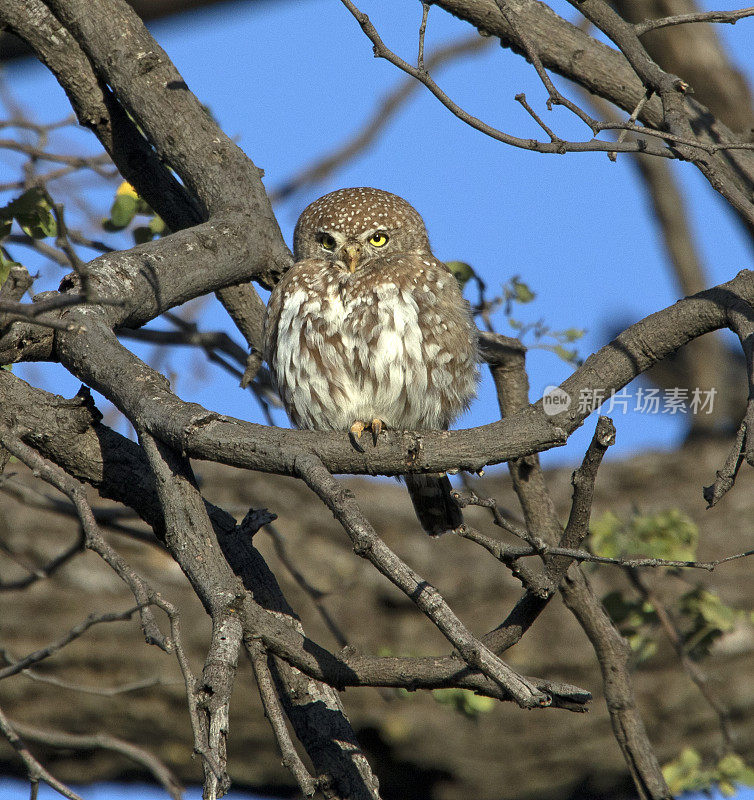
[405,473,463,536]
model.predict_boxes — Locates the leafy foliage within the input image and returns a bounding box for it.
[502,274,535,309]
[663,748,754,797]
[590,508,698,563]
[502,275,585,365]
[0,187,57,239]
[593,509,753,664]
[601,591,658,662]
[678,587,754,659]
[431,688,496,718]
[102,181,166,244]
[443,267,585,365]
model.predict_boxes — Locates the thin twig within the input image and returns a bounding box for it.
[338,0,754,158]
[0,606,143,680]
[627,569,734,752]
[262,520,349,648]
[608,90,651,162]
[495,0,599,132]
[456,525,754,572]
[248,640,318,797]
[336,0,674,158]
[11,720,184,800]
[417,3,430,72]
[635,6,754,35]
[0,704,84,800]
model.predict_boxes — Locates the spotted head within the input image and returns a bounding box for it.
[293,187,431,273]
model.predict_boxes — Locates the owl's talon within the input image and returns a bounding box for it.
[349,420,367,451]
[371,418,385,446]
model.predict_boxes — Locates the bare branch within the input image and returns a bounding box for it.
[0,703,84,800]
[561,570,671,800]
[494,0,599,131]
[248,641,318,798]
[0,607,142,680]
[456,525,754,572]
[703,294,754,505]
[338,0,677,158]
[0,427,170,649]
[430,0,754,231]
[635,6,754,35]
[294,452,551,709]
[481,334,669,799]
[10,720,184,800]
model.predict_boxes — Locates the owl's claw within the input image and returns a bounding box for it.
[349,420,367,451]
[370,418,385,446]
[349,419,386,450]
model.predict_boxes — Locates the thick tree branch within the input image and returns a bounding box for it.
[0,369,591,711]
[5,270,753,487]
[0,0,200,233]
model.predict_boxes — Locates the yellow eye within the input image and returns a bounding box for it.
[369,232,389,247]
[318,232,336,251]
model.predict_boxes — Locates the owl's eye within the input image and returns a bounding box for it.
[369,232,389,247]
[318,232,336,251]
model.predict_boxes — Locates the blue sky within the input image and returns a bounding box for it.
[2,776,754,800]
[0,780,272,799]
[4,0,754,467]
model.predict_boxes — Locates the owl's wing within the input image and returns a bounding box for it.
[262,264,297,376]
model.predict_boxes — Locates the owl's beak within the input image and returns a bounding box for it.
[341,243,361,273]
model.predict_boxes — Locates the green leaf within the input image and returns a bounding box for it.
[511,277,535,303]
[148,215,166,235]
[0,249,21,287]
[133,214,167,244]
[562,327,585,342]
[1,188,58,239]
[108,193,138,229]
[553,344,578,364]
[445,260,476,290]
[432,688,495,718]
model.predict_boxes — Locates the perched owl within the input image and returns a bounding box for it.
[264,187,479,535]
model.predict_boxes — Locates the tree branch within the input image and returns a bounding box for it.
[635,6,754,36]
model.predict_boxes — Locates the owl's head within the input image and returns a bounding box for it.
[293,187,431,273]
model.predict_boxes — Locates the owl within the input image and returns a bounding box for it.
[264,187,479,535]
